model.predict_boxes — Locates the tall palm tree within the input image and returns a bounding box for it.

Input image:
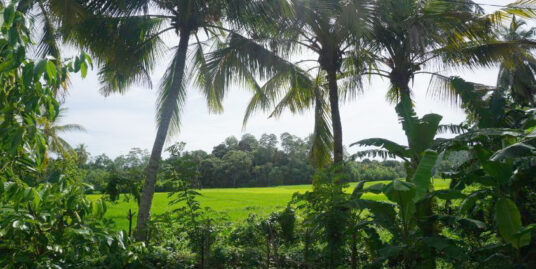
[207,33,334,167]
[74,143,89,167]
[38,108,86,163]
[496,16,536,106]
[206,0,374,165]
[351,0,536,178]
[369,0,536,113]
[353,1,536,267]
[431,17,536,128]
[63,0,250,240]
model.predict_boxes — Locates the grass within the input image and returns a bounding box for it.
[89,179,450,231]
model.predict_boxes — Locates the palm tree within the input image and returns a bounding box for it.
[62,0,251,240]
[495,16,536,106]
[207,34,334,167]
[74,143,89,167]
[38,108,86,163]
[370,0,536,112]
[206,0,374,165]
[354,0,536,178]
[14,0,88,95]
[430,16,536,128]
[352,1,536,267]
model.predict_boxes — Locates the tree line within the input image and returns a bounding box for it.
[59,133,405,196]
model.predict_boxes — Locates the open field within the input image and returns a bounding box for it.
[89,179,450,230]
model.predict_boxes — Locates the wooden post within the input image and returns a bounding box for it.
[127,209,134,238]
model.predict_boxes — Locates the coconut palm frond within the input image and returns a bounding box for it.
[65,15,167,95]
[309,82,333,168]
[352,149,403,160]
[53,123,87,133]
[437,124,467,134]
[157,45,189,138]
[435,40,536,70]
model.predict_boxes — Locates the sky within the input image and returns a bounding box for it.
[60,0,514,158]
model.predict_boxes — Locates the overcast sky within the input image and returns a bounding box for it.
[61,0,514,158]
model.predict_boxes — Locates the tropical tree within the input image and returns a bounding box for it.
[433,68,536,266]
[350,97,447,267]
[0,5,133,266]
[74,143,89,167]
[206,0,375,166]
[0,1,90,181]
[435,16,536,113]
[497,16,536,106]
[348,1,536,266]
[39,108,86,163]
[61,0,254,240]
[367,0,536,113]
[13,0,89,95]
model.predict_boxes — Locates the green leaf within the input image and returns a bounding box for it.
[460,190,490,214]
[31,189,41,210]
[3,5,15,26]
[495,198,529,248]
[482,161,514,186]
[413,114,443,153]
[359,200,397,231]
[80,62,87,78]
[364,183,385,194]
[45,60,57,81]
[22,62,34,86]
[490,142,535,161]
[383,180,416,226]
[351,181,365,199]
[431,189,466,200]
[0,55,14,73]
[83,51,93,67]
[458,218,486,230]
[350,138,409,159]
[412,150,438,202]
[395,95,442,154]
[34,60,47,80]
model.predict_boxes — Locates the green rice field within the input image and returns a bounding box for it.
[89,179,450,230]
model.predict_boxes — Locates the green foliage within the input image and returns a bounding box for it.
[0,2,89,184]
[349,159,406,182]
[0,177,140,267]
[2,0,536,267]
[77,133,404,195]
[495,198,530,249]
[0,4,143,267]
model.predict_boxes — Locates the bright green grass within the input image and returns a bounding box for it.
[89,179,450,231]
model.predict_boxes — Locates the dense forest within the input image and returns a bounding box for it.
[1,0,536,268]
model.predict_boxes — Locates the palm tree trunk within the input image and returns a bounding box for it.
[135,28,191,241]
[327,69,343,164]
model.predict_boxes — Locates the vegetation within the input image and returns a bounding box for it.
[90,180,451,231]
[72,133,406,195]
[1,0,536,268]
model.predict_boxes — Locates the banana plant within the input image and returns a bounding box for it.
[351,94,445,179]
[349,150,470,268]
[446,126,536,250]
[348,96,455,267]
[438,69,536,254]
